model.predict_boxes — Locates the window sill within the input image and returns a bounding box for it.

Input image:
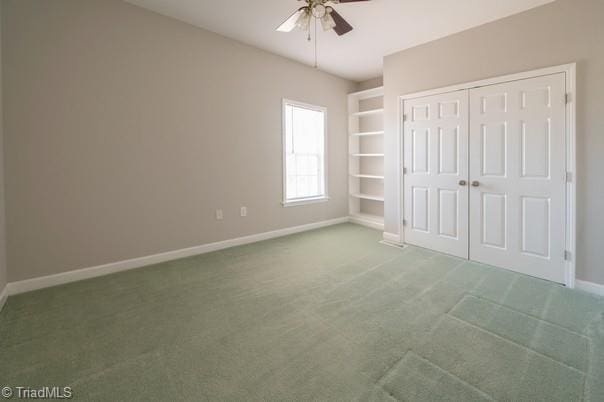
[282,196,330,208]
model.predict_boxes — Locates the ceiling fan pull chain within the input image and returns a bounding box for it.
[314,17,318,68]
[307,8,312,41]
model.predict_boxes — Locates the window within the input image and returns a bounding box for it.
[282,99,327,206]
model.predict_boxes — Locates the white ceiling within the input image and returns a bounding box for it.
[124,0,555,82]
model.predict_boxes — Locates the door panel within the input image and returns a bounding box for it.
[412,187,429,232]
[481,123,507,177]
[412,129,430,173]
[438,189,459,238]
[521,196,550,258]
[469,73,566,283]
[438,127,459,174]
[481,192,507,249]
[403,90,469,258]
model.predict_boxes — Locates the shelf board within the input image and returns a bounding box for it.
[350,174,384,179]
[350,131,384,137]
[351,153,384,157]
[348,86,384,100]
[351,108,384,117]
[351,193,385,202]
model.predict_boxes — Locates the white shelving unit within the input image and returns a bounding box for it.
[348,86,384,230]
[350,174,384,179]
[351,131,384,137]
[351,193,385,202]
[351,108,384,117]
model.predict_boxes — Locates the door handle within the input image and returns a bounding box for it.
[458,180,467,186]
[471,181,480,187]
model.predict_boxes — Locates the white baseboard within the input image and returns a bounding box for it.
[0,285,7,313]
[348,215,384,231]
[382,231,403,246]
[4,216,602,302]
[7,217,349,296]
[576,279,604,297]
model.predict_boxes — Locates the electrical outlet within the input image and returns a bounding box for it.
[240,206,247,217]
[215,209,223,220]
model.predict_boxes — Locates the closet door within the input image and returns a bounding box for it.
[403,90,469,258]
[468,73,566,283]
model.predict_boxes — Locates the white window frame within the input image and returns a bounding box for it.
[281,99,329,207]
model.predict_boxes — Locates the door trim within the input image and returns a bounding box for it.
[397,63,576,287]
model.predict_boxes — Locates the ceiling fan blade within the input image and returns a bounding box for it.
[276,8,304,32]
[330,9,353,36]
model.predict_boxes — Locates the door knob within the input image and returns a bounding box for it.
[458,180,467,186]
[471,181,480,187]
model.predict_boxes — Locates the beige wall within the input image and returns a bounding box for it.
[3,0,355,282]
[356,77,383,92]
[383,0,604,285]
[0,1,6,293]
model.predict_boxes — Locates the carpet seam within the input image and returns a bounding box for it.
[307,249,454,328]
[400,259,470,306]
[341,252,458,312]
[464,293,593,340]
[445,314,587,376]
[453,294,591,341]
[379,350,497,402]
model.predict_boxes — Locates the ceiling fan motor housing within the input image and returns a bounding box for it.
[307,0,338,17]
[312,4,327,18]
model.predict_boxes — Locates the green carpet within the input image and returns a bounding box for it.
[1,223,603,401]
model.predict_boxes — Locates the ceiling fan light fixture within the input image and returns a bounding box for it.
[312,3,327,18]
[295,8,311,31]
[321,10,336,31]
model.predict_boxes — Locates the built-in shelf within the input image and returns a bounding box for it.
[351,131,384,137]
[351,193,385,202]
[351,153,384,157]
[350,174,384,179]
[349,212,384,230]
[348,86,384,230]
[348,86,384,100]
[351,108,384,117]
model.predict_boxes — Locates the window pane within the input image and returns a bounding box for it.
[284,102,325,202]
[286,154,296,173]
[297,176,310,198]
[309,176,319,196]
[308,157,318,176]
[286,175,297,200]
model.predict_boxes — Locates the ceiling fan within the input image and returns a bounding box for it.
[276,0,369,37]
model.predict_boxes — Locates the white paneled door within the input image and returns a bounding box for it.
[403,73,567,283]
[468,73,566,283]
[403,90,469,258]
